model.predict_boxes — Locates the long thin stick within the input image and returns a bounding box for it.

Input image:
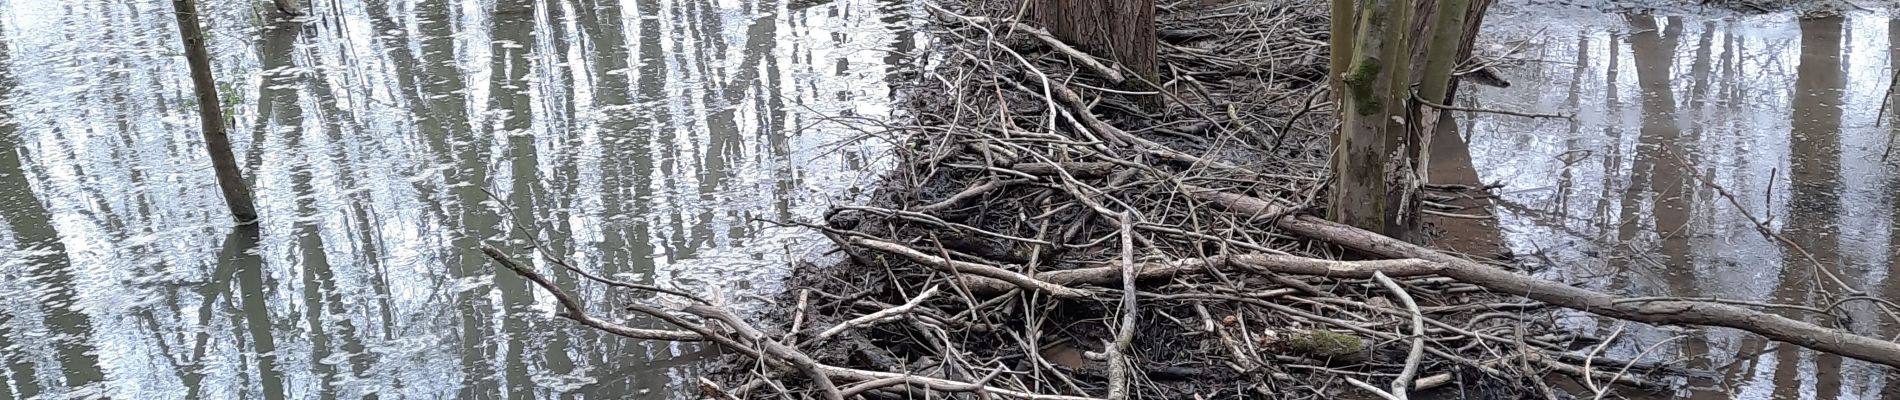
[815,285,942,341]
[1373,271,1425,400]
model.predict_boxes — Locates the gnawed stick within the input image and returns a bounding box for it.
[1106,212,1137,400]
[915,179,1031,213]
[1373,271,1425,400]
[814,285,942,342]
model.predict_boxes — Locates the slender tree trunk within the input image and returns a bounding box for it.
[1029,0,1158,91]
[1409,0,1472,186]
[1332,0,1411,236]
[1416,0,1472,104]
[171,0,259,224]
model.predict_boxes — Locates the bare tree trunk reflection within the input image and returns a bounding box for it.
[1773,16,1846,400]
[1595,32,1623,236]
[0,15,106,394]
[1557,34,1589,215]
[1883,16,1900,399]
[489,0,546,397]
[0,18,53,395]
[1616,14,1680,295]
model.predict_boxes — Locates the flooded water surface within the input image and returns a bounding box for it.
[1462,2,1899,398]
[0,0,907,398]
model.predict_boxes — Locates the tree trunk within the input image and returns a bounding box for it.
[1416,0,1472,104]
[1330,0,1355,92]
[1409,0,1472,186]
[271,0,303,17]
[1332,0,1412,237]
[1029,0,1158,89]
[172,0,259,224]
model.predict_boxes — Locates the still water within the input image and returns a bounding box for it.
[1462,1,1897,399]
[0,0,908,398]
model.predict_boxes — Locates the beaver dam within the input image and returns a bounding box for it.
[475,1,1900,399]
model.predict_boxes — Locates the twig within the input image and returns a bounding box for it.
[1581,324,1625,397]
[479,245,704,342]
[916,179,1032,212]
[815,285,943,342]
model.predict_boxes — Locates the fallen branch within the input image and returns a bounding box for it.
[1374,271,1425,400]
[955,253,1430,294]
[683,304,846,400]
[1189,189,1900,369]
[487,244,1104,399]
[1106,212,1137,400]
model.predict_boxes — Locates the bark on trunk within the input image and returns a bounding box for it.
[1028,0,1158,89]
[1332,0,1409,237]
[172,0,259,224]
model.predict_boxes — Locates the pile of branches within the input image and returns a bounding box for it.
[480,0,1900,398]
